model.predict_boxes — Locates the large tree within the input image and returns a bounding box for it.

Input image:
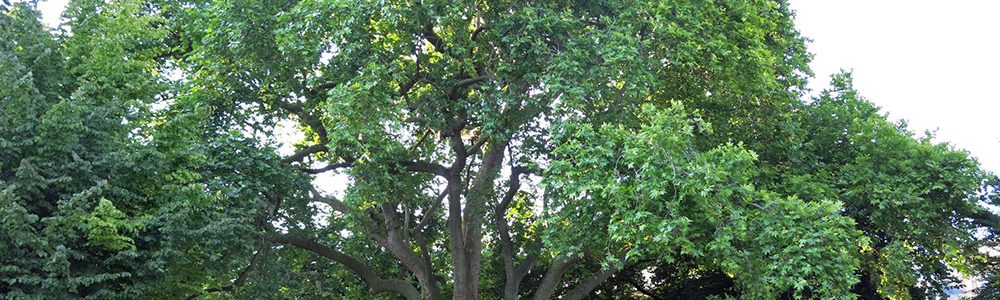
[2,0,997,299]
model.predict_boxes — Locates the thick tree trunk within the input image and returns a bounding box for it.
[447,132,473,300]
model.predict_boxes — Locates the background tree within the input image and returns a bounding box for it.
[2,1,306,298]
[1,1,172,297]
[590,73,1000,300]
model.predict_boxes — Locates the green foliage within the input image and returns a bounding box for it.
[85,198,143,251]
[788,73,991,298]
[714,196,864,299]
[2,0,997,299]
[546,104,864,299]
[1,1,296,298]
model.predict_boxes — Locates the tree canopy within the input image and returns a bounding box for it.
[2,0,999,299]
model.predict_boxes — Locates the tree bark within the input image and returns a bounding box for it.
[379,202,441,300]
[460,141,508,299]
[447,133,472,300]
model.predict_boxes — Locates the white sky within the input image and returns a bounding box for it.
[33,0,1000,173]
[789,0,1000,174]
[36,0,66,28]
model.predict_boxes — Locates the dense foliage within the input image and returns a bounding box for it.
[2,0,998,299]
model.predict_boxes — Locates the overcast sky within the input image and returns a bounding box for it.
[34,0,1000,173]
[789,0,1000,174]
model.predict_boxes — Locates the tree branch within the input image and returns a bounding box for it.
[497,167,539,299]
[299,161,353,174]
[454,76,496,90]
[449,76,496,100]
[401,160,450,178]
[272,100,330,144]
[561,260,622,300]
[422,23,447,55]
[308,82,337,96]
[471,23,491,41]
[309,187,348,213]
[416,189,448,233]
[466,135,491,157]
[626,272,662,300]
[309,192,433,298]
[264,234,421,300]
[459,140,509,297]
[379,201,440,299]
[531,255,580,300]
[281,144,328,164]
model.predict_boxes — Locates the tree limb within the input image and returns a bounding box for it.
[264,234,421,300]
[379,201,440,299]
[309,187,348,213]
[401,160,450,178]
[422,23,447,55]
[308,82,337,96]
[471,24,491,41]
[561,260,623,300]
[299,161,353,174]
[271,100,330,144]
[453,76,496,90]
[449,76,496,100]
[281,144,328,164]
[626,272,662,300]
[416,189,448,233]
[531,255,580,300]
[497,167,540,299]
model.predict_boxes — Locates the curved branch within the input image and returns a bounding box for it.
[308,82,337,96]
[299,161,352,174]
[531,255,580,300]
[272,101,329,144]
[416,189,449,233]
[560,256,624,300]
[422,23,447,55]
[309,187,348,213]
[449,76,497,100]
[401,160,450,178]
[561,265,619,300]
[471,24,491,41]
[497,168,540,299]
[626,273,662,300]
[453,76,496,90]
[264,234,421,300]
[281,144,328,164]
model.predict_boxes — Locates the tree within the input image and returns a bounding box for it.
[788,73,997,298]
[591,73,999,300]
[2,1,298,298]
[1,1,172,297]
[2,0,997,299]
[157,0,865,298]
